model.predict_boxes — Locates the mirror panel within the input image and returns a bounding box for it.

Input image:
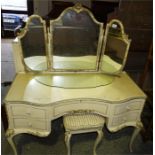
[50,7,101,71]
[101,20,130,74]
[20,15,48,71]
[35,73,114,88]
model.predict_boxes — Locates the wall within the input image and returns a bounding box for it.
[33,0,91,16]
[107,0,152,73]
[108,0,153,53]
[33,0,52,16]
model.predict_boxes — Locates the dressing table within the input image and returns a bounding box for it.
[4,3,146,155]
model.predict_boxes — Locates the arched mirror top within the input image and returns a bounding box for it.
[50,3,103,27]
[17,15,46,38]
[108,19,125,37]
[106,19,130,43]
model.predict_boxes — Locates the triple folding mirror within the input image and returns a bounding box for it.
[18,3,131,75]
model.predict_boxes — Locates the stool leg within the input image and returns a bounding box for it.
[65,132,72,155]
[93,130,103,155]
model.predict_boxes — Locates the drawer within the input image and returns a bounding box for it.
[54,100,108,116]
[11,105,46,119]
[112,111,140,126]
[80,100,108,115]
[13,118,47,130]
[114,99,144,115]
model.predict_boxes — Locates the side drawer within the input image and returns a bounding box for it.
[112,111,141,126]
[114,99,144,115]
[54,100,108,116]
[13,118,47,130]
[11,105,46,119]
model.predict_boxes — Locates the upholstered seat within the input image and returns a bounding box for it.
[63,113,105,155]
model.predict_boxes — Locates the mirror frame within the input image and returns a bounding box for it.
[100,19,131,75]
[16,4,131,75]
[49,3,104,72]
[17,14,49,72]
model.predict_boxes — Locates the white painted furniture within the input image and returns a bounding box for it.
[63,113,105,155]
[4,3,146,155]
[5,72,146,155]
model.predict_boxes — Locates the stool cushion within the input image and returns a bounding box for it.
[63,113,105,131]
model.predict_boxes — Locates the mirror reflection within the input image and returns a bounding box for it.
[101,20,130,74]
[50,10,100,70]
[20,16,48,71]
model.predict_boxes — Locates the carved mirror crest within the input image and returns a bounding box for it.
[50,3,103,71]
[18,15,48,71]
[100,19,131,75]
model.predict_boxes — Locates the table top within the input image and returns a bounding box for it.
[4,72,146,105]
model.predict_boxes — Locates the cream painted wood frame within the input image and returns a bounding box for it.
[4,3,146,155]
[13,4,131,75]
[4,72,146,155]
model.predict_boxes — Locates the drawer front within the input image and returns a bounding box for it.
[11,105,46,119]
[114,99,144,115]
[112,111,140,126]
[54,100,108,116]
[13,118,47,130]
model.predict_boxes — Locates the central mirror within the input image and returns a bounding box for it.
[50,5,103,71]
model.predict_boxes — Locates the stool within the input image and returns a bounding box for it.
[63,113,105,155]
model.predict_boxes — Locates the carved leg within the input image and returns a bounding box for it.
[129,122,143,152]
[93,130,103,155]
[65,132,72,155]
[6,129,18,155]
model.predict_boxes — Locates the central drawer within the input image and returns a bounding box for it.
[54,100,108,116]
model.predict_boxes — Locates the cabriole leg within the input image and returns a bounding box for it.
[93,130,103,155]
[6,129,18,155]
[129,122,143,152]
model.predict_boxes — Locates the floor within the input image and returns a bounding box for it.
[1,39,153,155]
